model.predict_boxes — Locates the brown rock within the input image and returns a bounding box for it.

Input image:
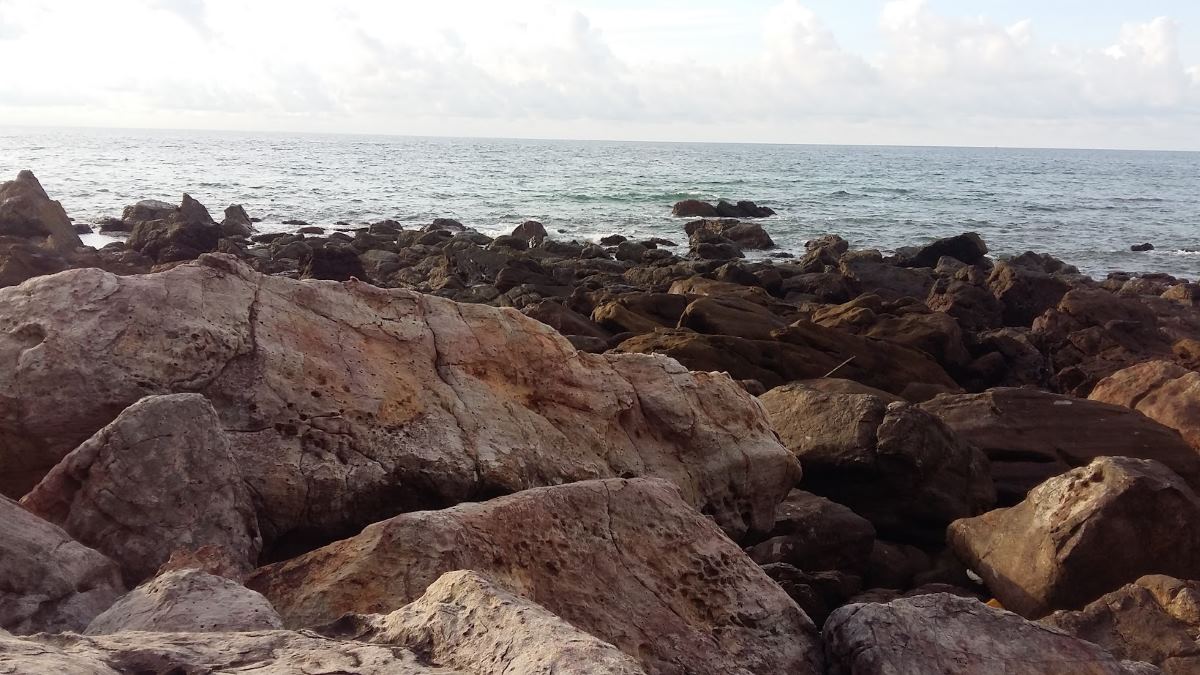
[948,457,1200,618]
[988,259,1072,327]
[0,170,83,253]
[248,478,824,675]
[322,570,647,675]
[760,383,994,542]
[0,255,797,551]
[20,394,261,584]
[591,292,690,334]
[922,388,1200,503]
[0,495,125,634]
[1090,361,1200,451]
[672,199,719,218]
[824,593,1157,675]
[85,569,283,635]
[1042,575,1200,674]
[746,490,876,572]
[677,295,789,340]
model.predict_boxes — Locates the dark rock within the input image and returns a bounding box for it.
[599,234,627,245]
[281,219,309,226]
[671,199,720,218]
[221,205,253,238]
[127,194,221,264]
[897,232,988,268]
[1131,243,1155,252]
[426,218,465,232]
[511,220,548,245]
[614,241,648,263]
[297,226,325,235]
[760,383,994,543]
[747,490,876,573]
[0,170,84,253]
[299,244,368,282]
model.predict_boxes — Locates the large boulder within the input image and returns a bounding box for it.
[1090,361,1200,451]
[760,383,994,543]
[949,457,1200,618]
[922,388,1200,503]
[1042,575,1200,674]
[824,593,1157,675]
[20,394,261,584]
[220,204,254,238]
[247,478,824,675]
[127,194,222,263]
[0,495,125,634]
[677,295,789,340]
[324,570,646,675]
[685,219,774,250]
[85,569,283,635]
[0,236,70,288]
[672,199,719,218]
[0,170,83,253]
[0,255,797,551]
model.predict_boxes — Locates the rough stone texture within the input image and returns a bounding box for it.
[922,387,1200,503]
[323,571,646,675]
[1090,361,1200,451]
[949,457,1200,618]
[248,478,824,675]
[746,489,876,573]
[824,593,1159,675]
[0,254,797,551]
[896,232,988,268]
[0,170,83,253]
[0,495,125,635]
[20,394,262,584]
[0,631,450,674]
[760,383,994,543]
[988,259,1073,327]
[1042,575,1200,674]
[127,194,222,264]
[85,568,283,635]
[616,321,960,400]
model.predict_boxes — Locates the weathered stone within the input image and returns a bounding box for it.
[989,259,1073,326]
[922,388,1200,503]
[1090,361,1200,451]
[0,630,444,674]
[127,194,222,263]
[746,490,876,573]
[0,255,797,551]
[824,593,1156,675]
[677,295,789,340]
[949,457,1200,618]
[20,394,261,584]
[510,220,547,245]
[1042,575,1200,674]
[248,478,823,675]
[322,570,646,675]
[761,383,994,542]
[85,569,282,635]
[896,232,988,268]
[0,496,125,635]
[0,170,83,253]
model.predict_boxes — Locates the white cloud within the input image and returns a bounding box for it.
[0,0,1196,148]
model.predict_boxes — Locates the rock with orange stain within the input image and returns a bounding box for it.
[0,254,798,556]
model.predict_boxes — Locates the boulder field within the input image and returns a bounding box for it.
[2,170,1199,672]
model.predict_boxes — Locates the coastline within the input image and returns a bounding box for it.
[3,169,1200,673]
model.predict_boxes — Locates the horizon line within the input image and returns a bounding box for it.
[4,122,1199,155]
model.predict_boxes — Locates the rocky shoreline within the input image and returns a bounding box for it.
[2,168,1200,673]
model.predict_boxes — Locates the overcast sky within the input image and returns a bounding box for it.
[1,0,1198,149]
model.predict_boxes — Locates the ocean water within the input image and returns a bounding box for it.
[2,127,1198,278]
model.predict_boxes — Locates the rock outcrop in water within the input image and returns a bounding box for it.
[3,171,1199,673]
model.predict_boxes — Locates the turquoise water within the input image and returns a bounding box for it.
[2,127,1198,278]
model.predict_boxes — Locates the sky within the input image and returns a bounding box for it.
[1,0,1198,149]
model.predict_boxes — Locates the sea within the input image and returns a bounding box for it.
[2,127,1198,279]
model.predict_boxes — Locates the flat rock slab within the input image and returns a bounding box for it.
[248,478,823,675]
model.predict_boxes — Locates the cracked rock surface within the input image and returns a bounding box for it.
[248,478,824,675]
[0,254,798,549]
